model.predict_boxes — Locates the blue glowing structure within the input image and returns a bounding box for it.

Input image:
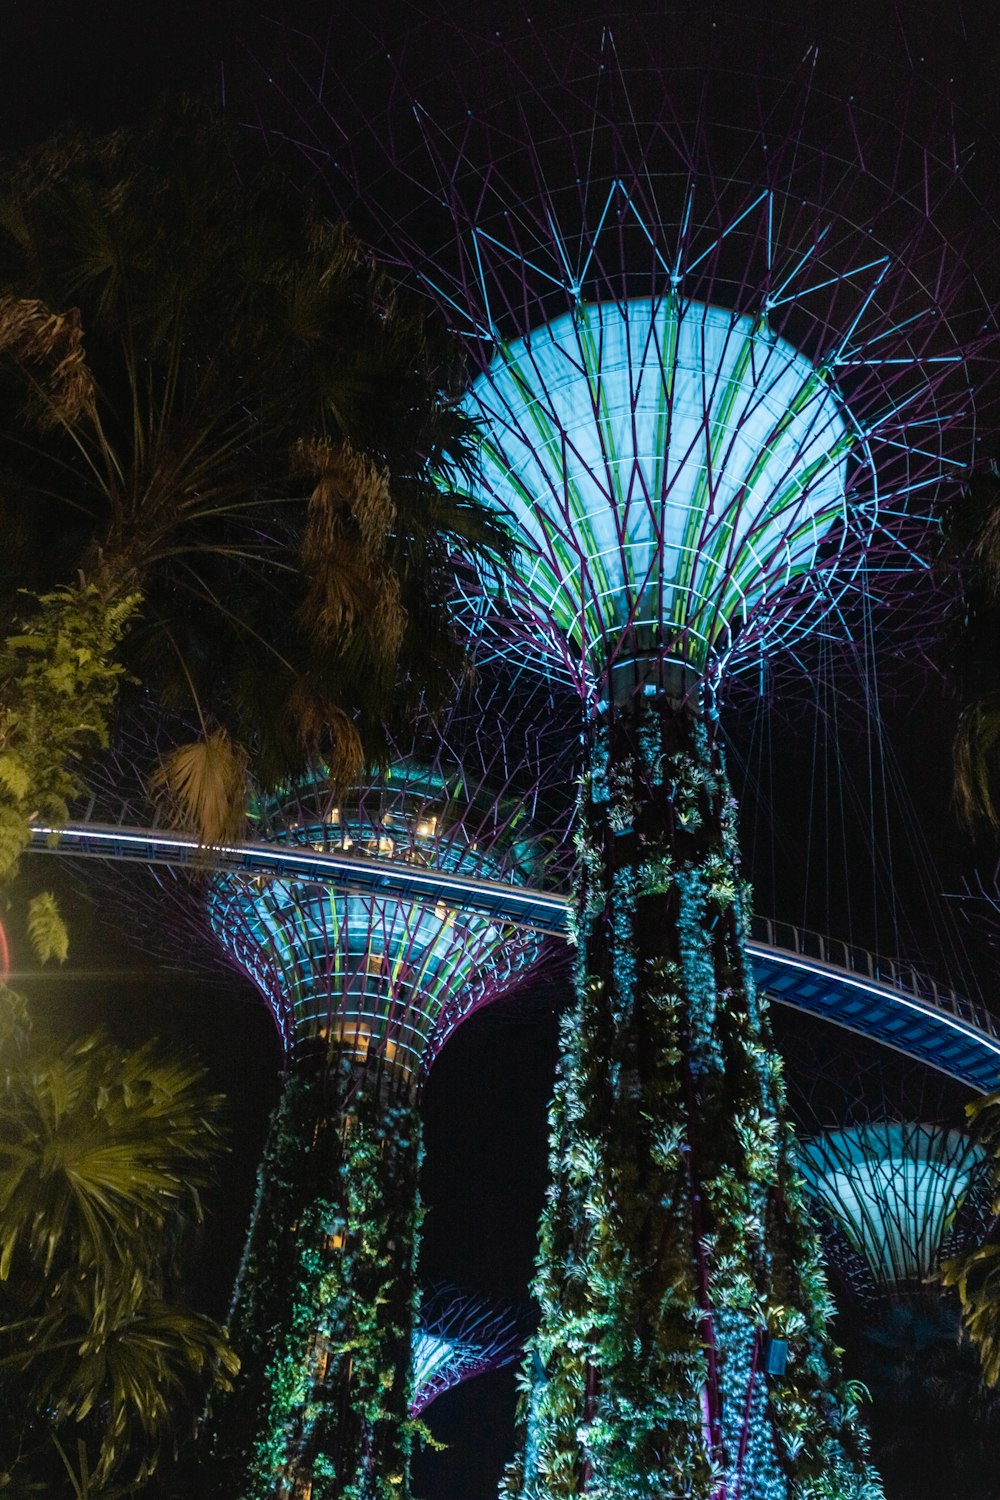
[204,669,573,1085]
[799,1123,986,1297]
[411,1287,526,1417]
[243,13,1000,1495]
[465,297,858,696]
[194,675,574,1498]
[794,1110,1000,1496]
[279,18,993,705]
[25,819,1000,1092]
[207,764,542,1083]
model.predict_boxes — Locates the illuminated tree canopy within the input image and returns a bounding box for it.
[799,1123,985,1295]
[198,675,573,1500]
[262,11,999,1498]
[465,298,855,686]
[411,1287,526,1417]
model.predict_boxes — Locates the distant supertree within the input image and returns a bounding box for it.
[194,669,574,1499]
[269,11,999,1496]
[799,1123,985,1301]
[411,1286,528,1417]
[797,1117,999,1500]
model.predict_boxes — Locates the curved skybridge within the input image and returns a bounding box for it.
[28,820,1000,1093]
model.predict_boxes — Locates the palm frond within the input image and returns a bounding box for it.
[148,730,249,846]
[0,108,510,830]
[297,543,375,647]
[285,681,365,790]
[0,296,95,429]
[0,1031,225,1288]
[954,692,1000,827]
[21,1287,238,1484]
[25,890,68,965]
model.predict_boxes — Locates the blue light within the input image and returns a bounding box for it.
[206,774,542,1078]
[412,1330,458,1392]
[799,1124,985,1290]
[461,298,860,687]
[28,821,1000,1088]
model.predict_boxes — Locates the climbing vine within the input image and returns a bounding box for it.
[505,696,883,1500]
[203,1062,423,1500]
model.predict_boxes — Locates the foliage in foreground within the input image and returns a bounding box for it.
[942,1087,1000,1384]
[0,989,236,1494]
[0,105,507,855]
[0,583,139,956]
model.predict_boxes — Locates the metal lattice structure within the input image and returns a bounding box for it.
[25,816,1000,1088]
[208,667,575,1086]
[190,668,576,1497]
[411,1287,527,1416]
[461,296,861,700]
[274,12,997,706]
[95,666,576,1087]
[258,14,1000,1497]
[209,761,545,1084]
[798,1123,986,1297]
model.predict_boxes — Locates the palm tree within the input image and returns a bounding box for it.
[0,106,517,1500]
[0,1030,222,1288]
[0,104,508,858]
[0,993,236,1490]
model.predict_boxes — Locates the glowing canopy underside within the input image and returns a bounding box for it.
[464,298,857,685]
[410,1289,524,1415]
[208,770,541,1081]
[798,1123,984,1292]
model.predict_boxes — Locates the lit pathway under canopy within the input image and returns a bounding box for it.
[28,820,1000,1094]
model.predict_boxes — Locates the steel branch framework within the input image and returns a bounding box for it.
[26,821,1000,1092]
[411,1287,527,1416]
[798,1122,986,1297]
[186,671,575,1496]
[461,298,857,695]
[209,764,544,1082]
[170,668,575,1086]
[272,12,999,703]
[259,18,1000,1497]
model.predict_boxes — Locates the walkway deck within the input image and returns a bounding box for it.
[28,820,1000,1093]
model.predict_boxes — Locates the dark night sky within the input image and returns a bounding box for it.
[5,2,1000,1497]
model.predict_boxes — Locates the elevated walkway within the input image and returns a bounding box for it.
[28,820,1000,1093]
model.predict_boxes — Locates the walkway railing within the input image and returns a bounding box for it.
[748,916,998,1042]
[25,818,1000,1088]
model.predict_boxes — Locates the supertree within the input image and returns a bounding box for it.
[191,667,575,1499]
[798,1123,986,1302]
[780,1023,1000,1500]
[796,1112,999,1500]
[264,10,999,1496]
[410,1286,528,1417]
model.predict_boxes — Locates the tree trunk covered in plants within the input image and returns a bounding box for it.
[505,693,882,1500]
[200,1065,422,1500]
